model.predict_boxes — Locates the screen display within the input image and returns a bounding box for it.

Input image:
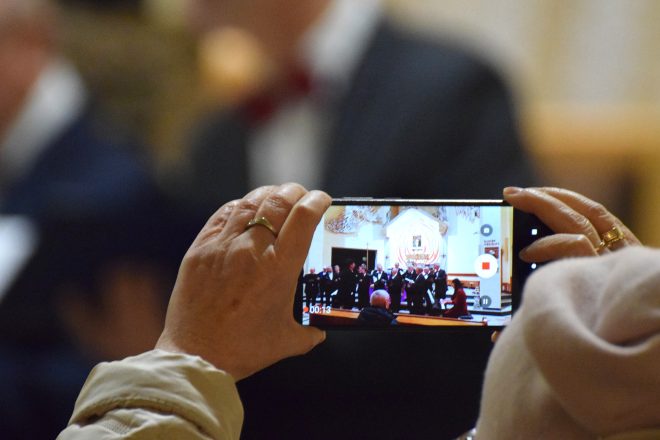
[299,201,516,328]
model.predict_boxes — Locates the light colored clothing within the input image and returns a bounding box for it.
[58,350,243,440]
[476,247,660,439]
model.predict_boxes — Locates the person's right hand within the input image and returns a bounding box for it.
[504,186,641,263]
[156,183,331,381]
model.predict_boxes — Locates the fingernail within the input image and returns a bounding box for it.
[503,186,522,196]
[519,247,530,260]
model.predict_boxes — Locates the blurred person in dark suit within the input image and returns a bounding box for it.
[182,0,535,208]
[176,0,536,438]
[0,1,192,438]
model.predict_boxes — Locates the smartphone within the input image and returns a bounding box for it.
[294,198,550,330]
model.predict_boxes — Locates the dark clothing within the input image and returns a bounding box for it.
[357,306,398,326]
[371,270,388,290]
[0,108,190,347]
[402,269,417,312]
[336,269,357,309]
[409,273,427,315]
[356,272,371,309]
[422,273,434,313]
[0,106,193,439]
[387,272,403,313]
[329,271,341,304]
[318,272,334,305]
[303,273,320,307]
[433,269,448,302]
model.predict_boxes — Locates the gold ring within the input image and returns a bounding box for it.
[246,216,277,237]
[595,226,625,252]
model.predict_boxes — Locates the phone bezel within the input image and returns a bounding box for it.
[294,198,547,331]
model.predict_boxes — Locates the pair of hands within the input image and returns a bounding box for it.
[156,184,640,380]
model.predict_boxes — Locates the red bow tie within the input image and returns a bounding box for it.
[241,66,313,125]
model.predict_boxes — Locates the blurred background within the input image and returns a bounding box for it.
[57,0,660,243]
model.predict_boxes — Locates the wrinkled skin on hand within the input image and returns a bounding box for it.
[156,183,331,380]
[492,186,642,344]
[504,186,641,263]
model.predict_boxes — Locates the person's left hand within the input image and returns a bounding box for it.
[504,186,641,262]
[156,183,331,380]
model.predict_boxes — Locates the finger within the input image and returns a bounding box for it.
[246,183,308,249]
[285,326,326,357]
[535,187,641,248]
[519,233,598,262]
[208,186,277,233]
[216,185,276,241]
[504,187,601,247]
[192,199,240,247]
[275,190,332,268]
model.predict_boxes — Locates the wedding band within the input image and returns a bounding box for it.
[595,226,625,252]
[246,216,278,237]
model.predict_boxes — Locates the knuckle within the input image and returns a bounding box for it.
[572,235,595,254]
[288,202,319,230]
[573,214,593,232]
[224,199,241,209]
[585,200,609,220]
[265,192,295,213]
[209,202,237,226]
[283,182,306,193]
[182,246,207,267]
[292,199,316,219]
[236,198,260,215]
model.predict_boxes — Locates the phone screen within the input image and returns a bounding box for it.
[296,199,544,329]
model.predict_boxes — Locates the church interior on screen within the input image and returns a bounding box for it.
[302,204,514,327]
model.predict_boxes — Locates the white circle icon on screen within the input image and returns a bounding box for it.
[474,254,498,279]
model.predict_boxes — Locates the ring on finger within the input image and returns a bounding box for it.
[245,216,278,237]
[595,226,625,253]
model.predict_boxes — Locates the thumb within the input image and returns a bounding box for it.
[289,326,326,357]
[520,233,597,262]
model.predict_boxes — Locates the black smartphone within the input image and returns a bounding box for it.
[294,198,550,329]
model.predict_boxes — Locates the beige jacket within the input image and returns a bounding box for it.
[57,350,243,439]
[476,247,660,439]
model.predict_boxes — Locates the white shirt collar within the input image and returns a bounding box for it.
[299,0,383,94]
[246,0,382,190]
[0,59,87,190]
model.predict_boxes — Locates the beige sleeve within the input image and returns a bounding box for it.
[57,350,244,440]
[477,247,660,439]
